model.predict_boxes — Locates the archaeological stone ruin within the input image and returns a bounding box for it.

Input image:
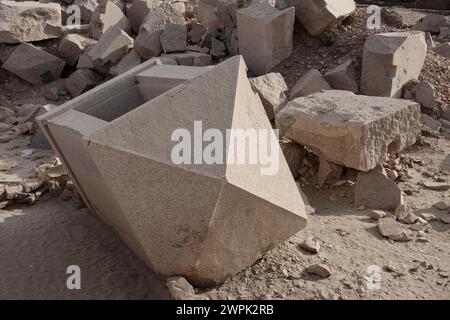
[1,0,450,300]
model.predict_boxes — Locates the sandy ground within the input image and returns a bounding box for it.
[1,134,449,300]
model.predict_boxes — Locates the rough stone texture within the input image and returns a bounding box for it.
[280,139,306,179]
[38,56,306,287]
[135,2,186,59]
[110,50,141,76]
[127,0,162,32]
[377,218,411,242]
[189,21,207,44]
[73,0,99,23]
[88,27,133,66]
[197,0,242,29]
[58,34,97,66]
[354,166,403,210]
[281,0,356,36]
[414,81,437,109]
[433,42,450,59]
[2,43,65,86]
[166,276,195,300]
[324,59,359,93]
[162,52,212,66]
[160,24,187,53]
[0,1,62,43]
[89,0,131,40]
[236,1,295,76]
[361,32,427,98]
[66,69,102,97]
[317,158,342,188]
[249,73,288,120]
[275,90,421,171]
[289,69,331,99]
[307,263,331,278]
[412,14,449,34]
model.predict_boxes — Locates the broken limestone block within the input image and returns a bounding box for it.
[433,42,450,59]
[110,50,141,76]
[160,24,187,53]
[189,21,207,44]
[127,0,162,33]
[250,73,288,120]
[236,1,295,76]
[306,263,331,278]
[73,0,99,23]
[414,81,437,110]
[0,1,62,43]
[88,27,133,66]
[324,59,359,93]
[368,210,387,221]
[135,2,186,59]
[317,158,342,188]
[283,0,356,36]
[89,0,131,40]
[377,218,411,242]
[300,237,320,254]
[163,52,212,66]
[166,276,196,300]
[413,14,449,34]
[2,43,65,86]
[361,32,427,98]
[66,69,102,97]
[39,56,307,287]
[289,69,331,100]
[210,38,226,59]
[355,166,403,210]
[280,139,306,179]
[276,90,421,171]
[58,34,97,66]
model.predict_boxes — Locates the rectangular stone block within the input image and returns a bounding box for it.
[236,1,295,76]
[276,90,421,171]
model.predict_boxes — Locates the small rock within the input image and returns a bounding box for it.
[377,218,411,242]
[433,201,450,210]
[419,212,437,222]
[368,210,387,221]
[306,263,331,278]
[0,159,17,171]
[166,276,195,300]
[300,237,320,254]
[422,181,450,191]
[289,69,331,99]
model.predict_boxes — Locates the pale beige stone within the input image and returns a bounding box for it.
[162,52,212,66]
[236,1,295,76]
[66,69,102,97]
[38,56,307,287]
[361,32,427,98]
[249,73,288,120]
[58,34,97,66]
[89,0,131,40]
[160,24,187,53]
[289,69,331,99]
[0,1,62,43]
[110,50,142,76]
[281,0,356,36]
[88,27,133,66]
[2,43,65,86]
[135,2,185,59]
[276,90,421,171]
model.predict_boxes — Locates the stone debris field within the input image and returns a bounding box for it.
[0,0,449,300]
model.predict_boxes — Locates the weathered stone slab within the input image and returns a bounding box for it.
[289,69,331,99]
[249,72,288,120]
[127,0,162,33]
[2,43,65,85]
[324,59,359,93]
[0,0,62,43]
[160,24,187,53]
[88,27,133,66]
[236,1,295,75]
[58,34,97,66]
[355,165,403,210]
[281,0,356,36]
[276,90,421,171]
[135,2,185,59]
[361,32,427,98]
[89,0,131,40]
[38,56,306,287]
